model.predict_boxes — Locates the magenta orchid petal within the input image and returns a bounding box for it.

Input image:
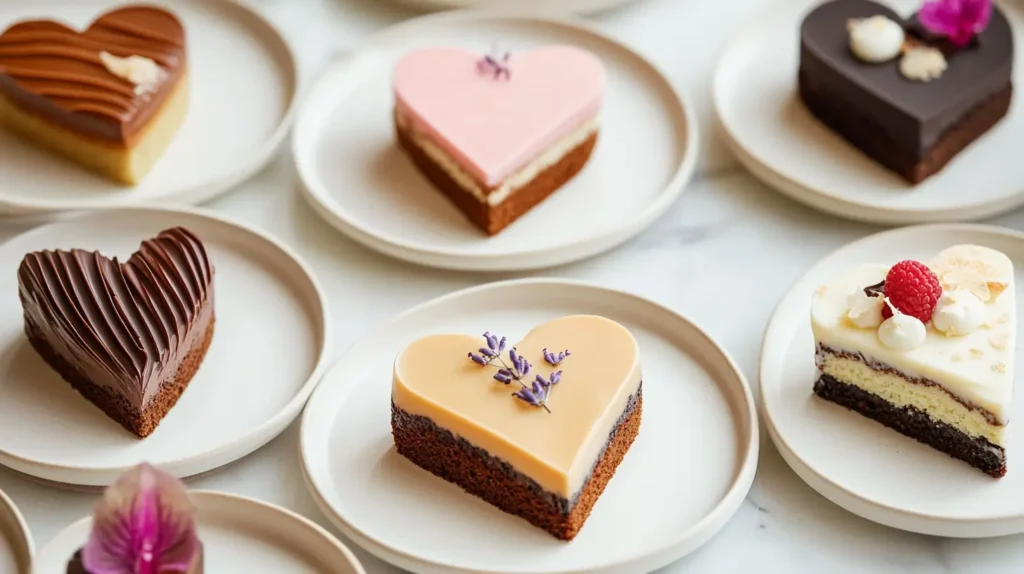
[82,463,198,574]
[919,0,992,46]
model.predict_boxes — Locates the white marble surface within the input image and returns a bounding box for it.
[4,0,1024,572]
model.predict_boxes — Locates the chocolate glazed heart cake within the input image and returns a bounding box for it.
[799,0,1013,184]
[0,6,187,184]
[18,228,215,438]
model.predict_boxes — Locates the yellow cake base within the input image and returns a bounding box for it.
[0,73,189,186]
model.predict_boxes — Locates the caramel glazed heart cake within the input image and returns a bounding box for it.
[0,6,188,184]
[18,228,215,438]
[392,316,642,540]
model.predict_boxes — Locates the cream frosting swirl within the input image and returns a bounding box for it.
[932,290,986,336]
[846,290,884,328]
[847,15,904,63]
[878,299,926,351]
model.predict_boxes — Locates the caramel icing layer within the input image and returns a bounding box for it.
[0,6,185,145]
[393,315,642,498]
[18,228,213,408]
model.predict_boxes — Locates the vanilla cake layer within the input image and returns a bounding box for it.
[817,348,1005,445]
[0,72,189,185]
[395,108,599,207]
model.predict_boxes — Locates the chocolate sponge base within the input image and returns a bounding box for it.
[391,386,641,540]
[814,374,1006,477]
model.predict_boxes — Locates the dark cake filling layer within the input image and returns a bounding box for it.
[814,374,1006,477]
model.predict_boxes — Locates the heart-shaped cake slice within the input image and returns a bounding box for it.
[391,315,641,540]
[18,228,215,438]
[0,6,188,184]
[393,46,605,235]
[799,0,1013,183]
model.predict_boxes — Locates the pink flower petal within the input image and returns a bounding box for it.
[82,463,198,574]
[918,0,992,46]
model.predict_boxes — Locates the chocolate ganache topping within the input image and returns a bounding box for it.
[0,6,186,146]
[17,228,213,408]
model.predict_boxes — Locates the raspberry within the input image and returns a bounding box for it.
[882,260,943,322]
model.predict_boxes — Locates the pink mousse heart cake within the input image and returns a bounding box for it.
[393,45,606,235]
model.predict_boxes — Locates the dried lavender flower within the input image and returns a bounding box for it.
[494,371,512,384]
[543,348,571,366]
[549,371,562,385]
[479,347,496,358]
[498,336,507,352]
[467,331,568,413]
[468,352,488,366]
[484,332,499,351]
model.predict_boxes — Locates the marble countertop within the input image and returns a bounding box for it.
[3,0,1024,572]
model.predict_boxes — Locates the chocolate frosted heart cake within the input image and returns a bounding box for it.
[391,315,641,540]
[18,228,214,438]
[799,0,1013,184]
[393,45,605,235]
[0,5,188,185]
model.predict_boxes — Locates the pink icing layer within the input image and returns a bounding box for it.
[393,45,606,187]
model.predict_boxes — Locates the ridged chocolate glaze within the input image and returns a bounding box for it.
[0,6,186,145]
[799,0,1013,158]
[18,227,213,408]
[816,343,1002,426]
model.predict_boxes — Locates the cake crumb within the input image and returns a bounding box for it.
[992,362,1007,374]
[969,348,984,358]
[989,333,1010,351]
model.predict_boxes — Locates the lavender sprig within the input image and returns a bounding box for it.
[476,51,511,80]
[467,332,569,413]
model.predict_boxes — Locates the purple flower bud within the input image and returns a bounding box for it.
[498,337,507,352]
[479,347,496,358]
[513,388,539,405]
[531,380,547,401]
[535,374,548,388]
[494,372,512,384]
[549,371,562,385]
[521,359,531,376]
[468,353,487,366]
[564,350,571,357]
[484,332,499,351]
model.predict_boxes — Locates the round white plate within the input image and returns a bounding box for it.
[301,279,758,574]
[0,488,31,574]
[32,491,365,574]
[294,10,696,272]
[762,224,1024,537]
[0,0,297,215]
[0,207,330,487]
[388,0,638,15]
[714,0,1024,224]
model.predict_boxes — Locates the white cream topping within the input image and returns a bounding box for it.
[99,51,166,95]
[846,290,884,328]
[933,290,986,336]
[900,46,947,82]
[847,16,905,63]
[811,252,1016,423]
[878,299,927,351]
[397,111,599,206]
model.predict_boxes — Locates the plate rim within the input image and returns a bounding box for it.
[0,487,33,572]
[299,277,759,574]
[712,0,1024,225]
[292,8,699,272]
[759,222,1024,536]
[0,0,301,215]
[386,0,639,15]
[32,490,367,573]
[0,205,333,486]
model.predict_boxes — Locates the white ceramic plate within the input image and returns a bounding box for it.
[0,488,32,574]
[32,491,365,574]
[714,0,1024,224]
[0,0,297,215]
[762,224,1024,537]
[301,279,758,574]
[0,207,330,487]
[387,0,638,15]
[294,10,696,271]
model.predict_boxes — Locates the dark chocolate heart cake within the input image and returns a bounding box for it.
[799,0,1013,184]
[17,228,214,438]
